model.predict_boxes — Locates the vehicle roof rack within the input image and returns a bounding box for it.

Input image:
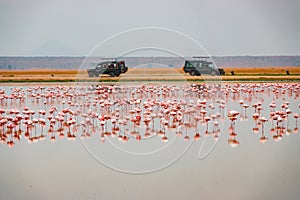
[192,56,210,59]
[191,56,210,61]
[101,57,117,62]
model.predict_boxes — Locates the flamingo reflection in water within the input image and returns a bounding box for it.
[227,110,240,148]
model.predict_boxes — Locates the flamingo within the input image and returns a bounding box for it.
[0,83,299,148]
[259,117,268,144]
[294,113,299,133]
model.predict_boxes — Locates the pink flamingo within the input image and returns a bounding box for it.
[259,117,268,144]
[294,113,299,133]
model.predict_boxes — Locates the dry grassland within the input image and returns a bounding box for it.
[0,67,299,82]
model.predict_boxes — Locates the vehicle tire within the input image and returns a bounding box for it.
[122,67,128,73]
[189,70,196,76]
[115,73,120,77]
[109,72,115,77]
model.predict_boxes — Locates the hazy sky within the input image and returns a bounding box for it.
[0,0,300,56]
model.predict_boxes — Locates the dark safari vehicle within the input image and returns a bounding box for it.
[183,57,225,76]
[87,60,128,77]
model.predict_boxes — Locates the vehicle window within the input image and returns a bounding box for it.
[187,62,193,67]
[190,61,201,68]
[108,63,115,68]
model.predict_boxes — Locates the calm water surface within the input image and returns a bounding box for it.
[0,83,299,200]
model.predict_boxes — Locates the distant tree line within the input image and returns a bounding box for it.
[0,56,299,70]
[0,64,17,70]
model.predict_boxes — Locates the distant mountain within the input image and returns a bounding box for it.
[32,41,78,56]
[0,56,299,70]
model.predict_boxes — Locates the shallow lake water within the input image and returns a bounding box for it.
[0,82,299,200]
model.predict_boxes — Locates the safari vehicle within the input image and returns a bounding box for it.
[183,57,225,76]
[87,60,128,77]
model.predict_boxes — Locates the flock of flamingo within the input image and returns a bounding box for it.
[0,83,299,148]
